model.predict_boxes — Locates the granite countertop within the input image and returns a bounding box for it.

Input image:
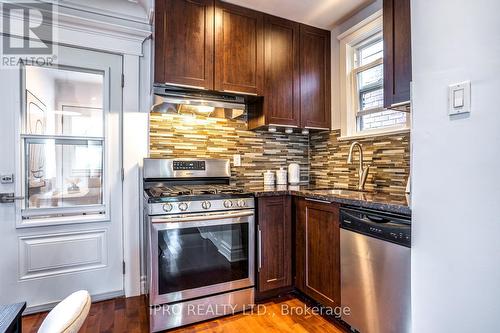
[245,185,411,216]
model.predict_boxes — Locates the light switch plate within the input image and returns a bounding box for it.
[233,154,241,167]
[449,81,471,116]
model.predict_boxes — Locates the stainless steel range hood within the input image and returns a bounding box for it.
[151,85,248,119]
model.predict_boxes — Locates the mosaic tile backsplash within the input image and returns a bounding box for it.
[150,113,310,187]
[309,129,410,195]
[149,113,410,195]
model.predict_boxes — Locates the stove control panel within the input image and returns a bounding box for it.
[173,161,206,171]
[148,197,255,216]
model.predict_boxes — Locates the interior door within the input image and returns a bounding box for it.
[0,45,124,312]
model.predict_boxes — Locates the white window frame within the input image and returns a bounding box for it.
[19,63,110,226]
[338,10,410,139]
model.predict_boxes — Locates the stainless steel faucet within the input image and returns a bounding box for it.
[347,141,371,191]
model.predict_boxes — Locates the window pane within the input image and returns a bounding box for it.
[358,39,383,66]
[25,66,104,137]
[357,64,383,90]
[26,139,103,209]
[358,110,407,131]
[360,88,384,111]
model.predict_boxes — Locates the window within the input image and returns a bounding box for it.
[22,65,106,221]
[339,11,410,138]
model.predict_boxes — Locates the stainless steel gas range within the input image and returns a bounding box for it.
[142,158,255,332]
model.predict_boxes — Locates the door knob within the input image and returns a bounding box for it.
[0,193,24,203]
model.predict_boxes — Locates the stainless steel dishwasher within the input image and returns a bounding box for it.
[340,206,411,333]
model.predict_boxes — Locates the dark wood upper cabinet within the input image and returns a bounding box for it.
[295,198,340,308]
[383,0,412,109]
[249,15,300,129]
[257,196,292,293]
[154,0,331,129]
[299,25,331,130]
[154,0,215,89]
[214,1,264,95]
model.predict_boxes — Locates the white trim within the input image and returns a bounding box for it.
[338,127,411,141]
[1,3,151,56]
[122,55,149,297]
[17,214,109,228]
[337,10,383,41]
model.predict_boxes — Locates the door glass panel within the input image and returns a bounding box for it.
[24,65,104,137]
[25,138,103,209]
[158,223,249,295]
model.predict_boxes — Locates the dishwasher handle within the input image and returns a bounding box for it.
[341,210,405,229]
[340,208,411,247]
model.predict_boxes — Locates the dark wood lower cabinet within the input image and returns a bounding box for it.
[255,196,341,308]
[257,196,292,293]
[295,198,341,308]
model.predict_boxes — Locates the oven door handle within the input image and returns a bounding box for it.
[151,209,255,224]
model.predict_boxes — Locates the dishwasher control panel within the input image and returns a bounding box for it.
[340,207,411,247]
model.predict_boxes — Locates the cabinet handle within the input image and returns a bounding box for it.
[258,226,262,272]
[164,82,207,90]
[222,89,258,96]
[305,198,331,204]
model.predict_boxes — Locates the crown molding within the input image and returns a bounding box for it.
[1,1,152,55]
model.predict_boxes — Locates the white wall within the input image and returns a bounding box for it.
[330,0,382,129]
[411,0,500,331]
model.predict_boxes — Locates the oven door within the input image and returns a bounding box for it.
[149,209,255,306]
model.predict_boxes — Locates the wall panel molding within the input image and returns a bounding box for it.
[19,229,108,280]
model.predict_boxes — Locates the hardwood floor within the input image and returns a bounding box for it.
[22,295,346,333]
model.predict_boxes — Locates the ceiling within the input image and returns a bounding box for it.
[220,0,374,29]
[58,0,373,29]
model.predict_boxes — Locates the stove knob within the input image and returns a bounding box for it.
[178,202,188,211]
[237,199,247,207]
[202,201,211,210]
[223,200,233,208]
[162,203,173,212]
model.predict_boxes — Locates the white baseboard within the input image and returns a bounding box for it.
[23,289,125,315]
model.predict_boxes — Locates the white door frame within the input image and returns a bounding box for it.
[2,4,152,298]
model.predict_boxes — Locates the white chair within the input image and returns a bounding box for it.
[38,290,91,333]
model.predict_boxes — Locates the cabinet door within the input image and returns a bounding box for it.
[263,15,300,127]
[296,198,340,308]
[299,25,331,130]
[154,0,215,89]
[257,196,292,292]
[383,0,412,108]
[214,1,264,95]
